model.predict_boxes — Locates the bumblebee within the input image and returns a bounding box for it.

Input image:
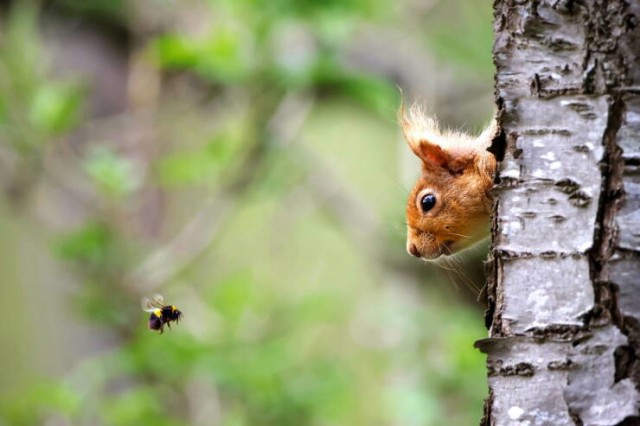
[142,294,183,334]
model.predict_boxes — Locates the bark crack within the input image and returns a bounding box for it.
[588,94,626,328]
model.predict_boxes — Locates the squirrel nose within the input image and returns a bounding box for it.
[408,244,421,258]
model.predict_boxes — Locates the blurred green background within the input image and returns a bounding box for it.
[0,0,494,425]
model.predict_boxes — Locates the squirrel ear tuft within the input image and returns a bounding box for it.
[400,104,453,170]
[409,137,476,174]
[410,139,452,169]
[400,103,475,173]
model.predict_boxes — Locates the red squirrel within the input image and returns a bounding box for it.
[400,104,497,260]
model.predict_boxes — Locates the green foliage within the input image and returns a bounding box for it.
[101,387,182,426]
[28,83,84,134]
[84,146,141,199]
[56,222,117,266]
[0,3,83,152]
[1,382,80,425]
[155,29,252,84]
[157,135,237,186]
[0,0,493,425]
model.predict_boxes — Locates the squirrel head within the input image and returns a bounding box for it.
[401,105,496,260]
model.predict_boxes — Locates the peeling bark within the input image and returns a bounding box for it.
[479,1,640,425]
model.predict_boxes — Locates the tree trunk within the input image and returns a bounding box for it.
[478,1,640,424]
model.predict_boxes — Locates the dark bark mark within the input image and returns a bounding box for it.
[529,324,589,341]
[569,407,585,426]
[480,389,493,426]
[484,86,507,332]
[588,95,626,324]
[622,315,640,399]
[583,0,634,93]
[521,128,572,136]
[615,345,635,383]
[548,358,573,370]
[487,98,507,162]
[487,360,536,377]
[618,416,640,426]
[483,251,497,331]
[555,178,594,207]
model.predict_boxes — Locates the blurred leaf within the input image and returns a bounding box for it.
[210,273,254,322]
[76,283,134,326]
[243,0,383,19]
[285,361,352,419]
[312,56,399,115]
[101,388,181,426]
[157,136,234,186]
[55,222,114,265]
[157,151,218,186]
[154,27,251,83]
[125,332,206,384]
[337,75,399,116]
[153,35,199,70]
[312,10,359,45]
[198,28,252,82]
[28,84,83,134]
[0,382,80,425]
[84,146,141,199]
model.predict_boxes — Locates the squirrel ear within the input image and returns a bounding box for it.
[408,139,452,169]
[400,105,454,170]
[400,103,474,173]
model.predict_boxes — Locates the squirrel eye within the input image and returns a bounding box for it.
[420,194,436,213]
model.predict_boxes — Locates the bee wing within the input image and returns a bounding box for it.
[141,297,155,312]
[142,294,165,311]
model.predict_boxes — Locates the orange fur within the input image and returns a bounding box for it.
[400,104,497,260]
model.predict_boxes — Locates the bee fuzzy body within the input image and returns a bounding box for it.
[143,295,183,334]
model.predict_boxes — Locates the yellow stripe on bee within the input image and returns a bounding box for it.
[171,306,176,312]
[153,308,162,317]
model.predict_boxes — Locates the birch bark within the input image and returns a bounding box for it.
[478,1,640,424]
